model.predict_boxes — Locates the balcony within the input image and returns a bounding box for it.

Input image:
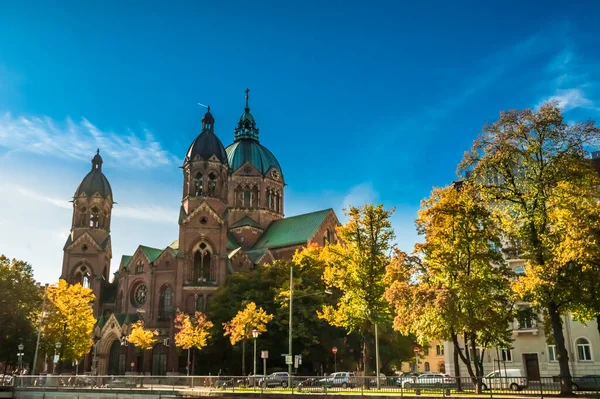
[512,319,538,336]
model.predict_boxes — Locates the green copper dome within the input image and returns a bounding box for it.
[74,150,113,199]
[225,89,283,180]
[225,139,283,180]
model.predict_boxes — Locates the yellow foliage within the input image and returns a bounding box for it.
[223,302,273,346]
[174,311,213,350]
[43,279,96,361]
[127,320,158,350]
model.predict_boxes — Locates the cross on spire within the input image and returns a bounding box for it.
[245,88,250,111]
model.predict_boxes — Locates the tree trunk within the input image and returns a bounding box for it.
[363,335,369,388]
[468,336,483,394]
[192,349,196,376]
[548,301,572,395]
[452,333,462,392]
[242,339,246,377]
[596,314,600,340]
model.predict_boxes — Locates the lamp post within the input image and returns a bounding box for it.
[17,343,25,372]
[53,342,62,374]
[288,265,293,389]
[252,329,258,388]
[32,283,49,374]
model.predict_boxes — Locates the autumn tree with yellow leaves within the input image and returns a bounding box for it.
[223,302,273,376]
[459,102,600,394]
[41,279,96,371]
[127,320,158,374]
[385,183,514,392]
[318,204,395,378]
[174,311,213,375]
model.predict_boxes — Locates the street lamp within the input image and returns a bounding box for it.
[53,342,62,374]
[17,343,25,371]
[252,329,259,388]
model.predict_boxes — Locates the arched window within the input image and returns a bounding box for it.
[79,206,87,227]
[90,207,100,228]
[136,261,144,274]
[82,273,90,289]
[194,172,203,196]
[265,190,271,208]
[159,285,173,319]
[208,172,217,196]
[270,191,275,209]
[424,362,430,372]
[252,186,259,207]
[576,338,592,361]
[275,193,281,212]
[243,191,251,207]
[193,243,214,284]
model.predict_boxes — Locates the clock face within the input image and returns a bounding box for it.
[271,169,279,180]
[133,284,148,307]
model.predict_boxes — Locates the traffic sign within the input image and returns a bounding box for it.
[261,351,269,359]
[53,355,59,363]
[332,347,338,354]
[285,355,293,365]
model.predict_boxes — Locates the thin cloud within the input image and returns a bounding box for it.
[542,88,599,112]
[0,113,180,168]
[12,185,72,209]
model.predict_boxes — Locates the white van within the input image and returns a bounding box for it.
[482,368,527,391]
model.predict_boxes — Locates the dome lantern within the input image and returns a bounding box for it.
[234,88,259,142]
[185,107,229,164]
[74,149,113,199]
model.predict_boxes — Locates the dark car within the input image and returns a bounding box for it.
[572,375,600,391]
[258,372,290,388]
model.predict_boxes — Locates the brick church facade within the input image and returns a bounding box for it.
[60,91,339,375]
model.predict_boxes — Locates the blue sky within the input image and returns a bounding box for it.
[1,1,599,283]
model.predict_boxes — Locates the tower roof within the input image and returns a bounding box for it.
[74,150,113,199]
[185,107,229,164]
[234,89,259,141]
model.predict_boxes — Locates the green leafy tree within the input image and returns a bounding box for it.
[42,279,96,371]
[223,302,273,376]
[319,204,395,377]
[385,183,514,392]
[0,255,41,372]
[459,102,600,394]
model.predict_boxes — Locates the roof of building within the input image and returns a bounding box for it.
[230,215,262,229]
[120,255,132,269]
[185,109,228,164]
[227,232,240,250]
[252,209,333,250]
[74,150,113,199]
[140,245,163,263]
[246,248,267,263]
[225,139,283,179]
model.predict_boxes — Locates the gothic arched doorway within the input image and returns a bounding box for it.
[108,340,126,375]
[152,344,168,375]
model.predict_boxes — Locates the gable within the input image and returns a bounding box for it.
[66,231,103,252]
[252,209,334,250]
[181,201,224,225]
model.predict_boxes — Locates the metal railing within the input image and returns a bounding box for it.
[8,374,600,396]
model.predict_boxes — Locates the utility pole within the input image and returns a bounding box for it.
[375,323,380,389]
[288,265,293,389]
[32,284,49,374]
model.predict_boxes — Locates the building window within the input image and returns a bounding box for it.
[90,207,100,228]
[205,295,212,312]
[436,345,444,356]
[194,173,203,196]
[151,344,168,376]
[424,347,430,356]
[514,265,526,275]
[501,349,513,362]
[136,261,144,274]
[159,285,173,319]
[265,190,271,208]
[208,172,217,196]
[517,306,535,329]
[196,295,205,312]
[243,191,251,207]
[424,362,430,372]
[193,245,214,284]
[576,338,592,361]
[82,273,90,289]
[548,345,557,362]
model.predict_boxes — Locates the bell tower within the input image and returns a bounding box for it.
[61,150,113,317]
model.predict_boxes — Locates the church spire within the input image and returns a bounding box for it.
[234,88,259,142]
[91,149,103,172]
[202,105,215,133]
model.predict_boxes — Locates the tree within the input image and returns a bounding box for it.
[127,320,158,351]
[319,204,395,378]
[42,279,95,371]
[459,102,600,394]
[0,255,41,372]
[174,311,213,375]
[223,302,273,376]
[385,183,514,392]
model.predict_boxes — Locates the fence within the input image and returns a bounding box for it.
[6,374,600,396]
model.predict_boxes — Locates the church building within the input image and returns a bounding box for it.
[60,90,339,375]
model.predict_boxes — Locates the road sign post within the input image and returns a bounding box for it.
[332,347,338,373]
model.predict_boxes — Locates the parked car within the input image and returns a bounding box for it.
[572,375,600,391]
[297,377,320,391]
[482,368,527,391]
[401,373,455,389]
[319,372,357,388]
[396,372,420,386]
[369,373,388,386]
[258,372,290,388]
